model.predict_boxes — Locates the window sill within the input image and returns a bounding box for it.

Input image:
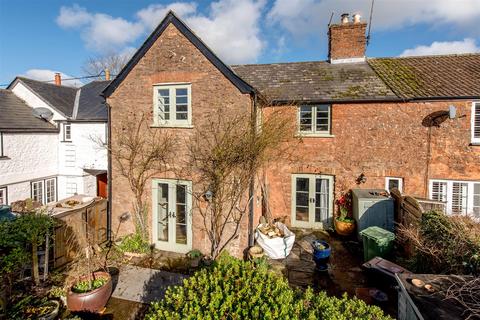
[296,133,335,138]
[0,156,10,160]
[150,124,194,129]
[470,142,480,146]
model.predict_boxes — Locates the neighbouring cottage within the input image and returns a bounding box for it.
[105,11,480,256]
[0,75,109,205]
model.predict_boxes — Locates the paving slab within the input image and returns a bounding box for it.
[111,264,188,303]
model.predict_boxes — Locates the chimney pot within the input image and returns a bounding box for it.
[353,13,361,23]
[54,73,61,86]
[341,13,349,24]
[105,69,110,81]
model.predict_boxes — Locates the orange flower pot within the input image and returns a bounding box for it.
[335,219,355,236]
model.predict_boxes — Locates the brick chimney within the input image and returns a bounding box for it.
[328,13,367,64]
[54,72,62,86]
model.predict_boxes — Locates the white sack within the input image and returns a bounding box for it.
[255,222,295,259]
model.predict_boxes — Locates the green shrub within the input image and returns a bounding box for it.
[118,233,150,254]
[72,277,108,293]
[145,254,391,320]
[404,211,480,275]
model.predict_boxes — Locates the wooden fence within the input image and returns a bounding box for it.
[52,198,107,268]
[390,188,446,228]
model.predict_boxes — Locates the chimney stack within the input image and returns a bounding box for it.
[328,12,367,64]
[54,72,62,86]
[105,69,110,81]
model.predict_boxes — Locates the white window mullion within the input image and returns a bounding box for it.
[472,102,480,144]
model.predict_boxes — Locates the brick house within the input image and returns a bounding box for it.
[104,11,480,256]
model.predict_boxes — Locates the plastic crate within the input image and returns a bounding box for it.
[360,226,395,262]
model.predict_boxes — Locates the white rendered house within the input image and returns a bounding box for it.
[0,75,109,205]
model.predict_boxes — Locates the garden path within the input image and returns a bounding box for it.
[111,264,187,303]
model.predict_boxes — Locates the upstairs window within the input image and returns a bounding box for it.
[0,132,4,158]
[298,105,331,135]
[0,187,7,205]
[472,102,480,144]
[63,123,72,141]
[153,84,192,127]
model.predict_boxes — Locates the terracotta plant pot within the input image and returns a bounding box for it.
[67,271,113,313]
[335,218,355,236]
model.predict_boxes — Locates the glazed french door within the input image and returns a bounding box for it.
[291,174,334,229]
[152,179,192,253]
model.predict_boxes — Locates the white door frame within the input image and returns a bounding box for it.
[291,174,334,229]
[152,178,193,253]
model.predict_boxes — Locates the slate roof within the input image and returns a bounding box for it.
[14,77,78,117]
[0,89,58,132]
[76,80,111,120]
[368,54,480,100]
[231,61,398,103]
[8,77,108,121]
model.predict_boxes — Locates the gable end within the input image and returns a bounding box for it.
[103,11,254,97]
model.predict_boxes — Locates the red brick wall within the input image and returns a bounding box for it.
[263,100,480,224]
[329,22,367,61]
[107,23,254,257]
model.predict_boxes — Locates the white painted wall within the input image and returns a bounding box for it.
[11,82,65,122]
[0,133,58,204]
[2,83,109,204]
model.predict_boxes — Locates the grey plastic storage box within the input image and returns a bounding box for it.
[352,189,394,240]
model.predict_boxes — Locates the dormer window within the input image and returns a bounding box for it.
[63,123,72,141]
[153,84,192,127]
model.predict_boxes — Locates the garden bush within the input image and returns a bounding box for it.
[118,233,151,254]
[400,210,480,275]
[145,254,391,320]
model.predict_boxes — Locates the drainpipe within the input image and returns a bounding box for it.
[248,92,258,247]
[106,102,113,242]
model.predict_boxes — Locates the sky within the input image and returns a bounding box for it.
[1,0,480,87]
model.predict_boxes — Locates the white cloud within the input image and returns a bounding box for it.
[268,0,480,36]
[400,38,480,57]
[22,69,83,87]
[56,4,92,28]
[56,0,266,63]
[186,0,267,63]
[136,2,198,30]
[57,5,144,53]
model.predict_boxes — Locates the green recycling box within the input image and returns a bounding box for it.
[359,226,395,262]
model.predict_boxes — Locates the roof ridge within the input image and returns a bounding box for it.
[231,60,330,67]
[369,52,480,60]
[16,76,79,91]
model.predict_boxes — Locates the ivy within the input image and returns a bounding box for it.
[145,254,392,320]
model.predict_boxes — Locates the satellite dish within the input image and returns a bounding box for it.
[32,107,54,122]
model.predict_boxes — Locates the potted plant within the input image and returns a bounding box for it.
[65,217,113,313]
[335,191,355,236]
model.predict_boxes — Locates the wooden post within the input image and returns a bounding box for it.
[43,233,49,282]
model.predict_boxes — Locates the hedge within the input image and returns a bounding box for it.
[145,254,392,320]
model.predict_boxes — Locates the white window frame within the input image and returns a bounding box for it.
[63,123,72,141]
[297,104,332,136]
[429,179,480,217]
[153,83,192,127]
[385,177,403,193]
[31,180,45,204]
[472,102,480,144]
[0,132,4,157]
[291,173,334,229]
[0,186,7,205]
[66,180,78,196]
[45,178,57,204]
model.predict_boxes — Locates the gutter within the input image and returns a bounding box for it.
[248,91,258,248]
[106,101,113,242]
